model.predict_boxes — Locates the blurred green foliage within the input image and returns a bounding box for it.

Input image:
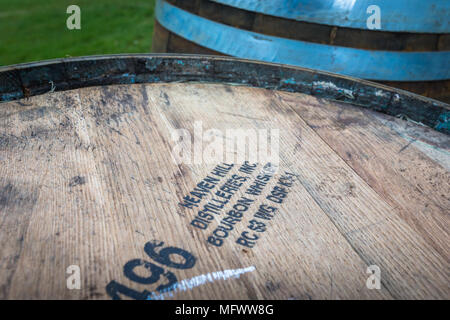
[0,0,156,66]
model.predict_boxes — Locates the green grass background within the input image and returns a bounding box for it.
[0,0,156,66]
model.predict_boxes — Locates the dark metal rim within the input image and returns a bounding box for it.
[0,54,448,134]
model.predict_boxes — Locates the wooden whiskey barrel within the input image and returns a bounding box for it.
[152,0,450,103]
[0,55,449,300]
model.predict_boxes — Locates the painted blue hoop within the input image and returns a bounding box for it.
[212,0,450,34]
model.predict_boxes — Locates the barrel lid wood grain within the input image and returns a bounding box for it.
[0,55,448,299]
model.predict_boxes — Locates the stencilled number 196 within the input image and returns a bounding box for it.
[106,240,196,300]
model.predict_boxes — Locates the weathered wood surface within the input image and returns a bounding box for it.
[0,83,448,300]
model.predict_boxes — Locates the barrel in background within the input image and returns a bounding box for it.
[152,0,450,103]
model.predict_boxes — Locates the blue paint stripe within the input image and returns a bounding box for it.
[212,0,450,34]
[156,0,450,81]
